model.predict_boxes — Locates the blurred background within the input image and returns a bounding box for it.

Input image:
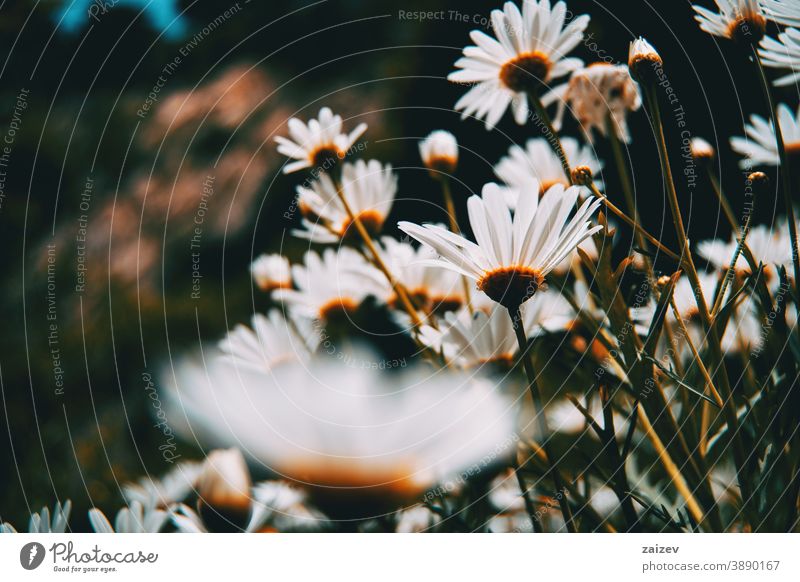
[0,0,795,530]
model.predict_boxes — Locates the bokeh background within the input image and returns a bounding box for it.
[0,0,796,530]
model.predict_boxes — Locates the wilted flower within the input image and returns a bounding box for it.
[251,254,292,291]
[419,130,459,176]
[730,103,800,167]
[692,0,766,44]
[494,137,603,208]
[555,63,642,143]
[448,0,589,129]
[293,160,397,243]
[275,107,367,174]
[399,182,601,309]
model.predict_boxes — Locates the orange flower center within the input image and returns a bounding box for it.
[727,12,766,45]
[425,155,458,177]
[499,52,551,93]
[477,266,545,308]
[310,144,344,169]
[340,209,385,241]
[318,297,359,322]
[786,142,800,166]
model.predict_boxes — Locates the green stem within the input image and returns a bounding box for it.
[508,304,576,532]
[441,178,474,314]
[530,94,573,183]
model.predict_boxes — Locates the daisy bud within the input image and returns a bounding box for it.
[747,171,769,196]
[656,275,672,290]
[419,130,459,177]
[628,37,662,85]
[690,137,716,163]
[571,165,594,186]
[197,448,252,532]
[251,254,292,292]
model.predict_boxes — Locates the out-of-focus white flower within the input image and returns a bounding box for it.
[692,0,766,43]
[250,254,292,292]
[273,248,388,322]
[88,501,169,533]
[448,0,589,129]
[247,481,325,532]
[761,0,800,27]
[419,130,459,176]
[421,293,574,368]
[488,470,533,533]
[494,138,603,209]
[380,237,465,315]
[731,103,800,168]
[275,107,367,174]
[759,27,800,87]
[293,160,397,243]
[163,353,516,518]
[219,311,318,373]
[122,461,203,511]
[697,224,791,286]
[399,182,601,309]
[690,137,716,161]
[1,501,72,533]
[555,63,641,143]
[394,505,441,532]
[196,449,252,517]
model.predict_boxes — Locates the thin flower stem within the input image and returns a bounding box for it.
[511,453,542,532]
[711,210,752,318]
[643,83,754,509]
[530,95,573,183]
[754,49,800,321]
[636,406,706,527]
[508,304,576,532]
[334,186,424,328]
[440,178,474,314]
[587,182,680,261]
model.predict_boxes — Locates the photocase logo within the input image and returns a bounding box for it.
[20,542,46,570]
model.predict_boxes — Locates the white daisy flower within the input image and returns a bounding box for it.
[399,181,602,309]
[247,481,325,532]
[380,237,465,314]
[1,500,72,533]
[163,353,515,519]
[275,107,367,174]
[730,103,800,168]
[219,310,318,373]
[394,505,441,532]
[250,254,292,291]
[761,0,800,27]
[554,63,642,143]
[88,501,169,533]
[273,248,389,322]
[122,461,203,510]
[194,448,253,531]
[697,224,791,285]
[759,27,800,87]
[494,137,603,208]
[293,160,397,244]
[419,130,459,176]
[422,293,574,368]
[448,0,589,129]
[692,0,766,44]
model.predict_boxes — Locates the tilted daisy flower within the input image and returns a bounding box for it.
[761,0,800,27]
[697,224,791,285]
[399,182,602,309]
[553,63,642,143]
[692,0,766,44]
[421,293,574,368]
[88,501,170,533]
[163,353,515,520]
[250,254,291,291]
[419,130,459,176]
[380,236,466,314]
[494,137,603,208]
[219,310,318,373]
[273,248,389,322]
[293,160,397,243]
[759,27,800,87]
[448,0,589,129]
[730,103,800,168]
[275,107,367,174]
